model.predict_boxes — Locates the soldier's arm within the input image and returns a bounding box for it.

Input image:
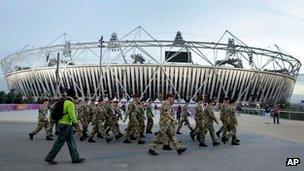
[210,112,219,124]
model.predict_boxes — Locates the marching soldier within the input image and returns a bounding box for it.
[47,98,57,137]
[78,98,91,141]
[148,94,187,156]
[216,98,229,142]
[29,98,53,140]
[138,100,146,137]
[199,99,220,147]
[176,102,194,134]
[145,99,154,134]
[88,99,113,143]
[223,99,240,145]
[104,99,124,140]
[123,95,145,144]
[191,97,205,146]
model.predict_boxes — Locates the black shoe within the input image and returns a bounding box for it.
[138,140,146,144]
[106,137,113,143]
[130,134,136,140]
[190,133,196,141]
[221,137,228,144]
[88,138,96,143]
[176,131,182,134]
[234,139,240,143]
[45,159,57,165]
[199,142,207,147]
[79,136,87,141]
[123,139,132,144]
[231,141,240,145]
[46,136,53,141]
[148,149,158,156]
[162,145,172,151]
[213,142,220,146]
[115,133,124,140]
[97,134,104,139]
[146,130,153,134]
[72,158,85,164]
[177,148,187,155]
[29,133,34,140]
[216,132,221,138]
[50,134,54,137]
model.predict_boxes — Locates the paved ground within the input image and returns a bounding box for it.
[0,110,303,171]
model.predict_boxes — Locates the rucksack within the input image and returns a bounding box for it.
[51,98,72,123]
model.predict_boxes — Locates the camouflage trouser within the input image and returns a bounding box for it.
[107,117,120,136]
[194,124,205,142]
[201,124,217,143]
[79,117,89,136]
[225,123,237,140]
[90,121,106,138]
[47,120,55,136]
[217,120,227,137]
[146,116,154,131]
[163,123,177,145]
[150,122,182,150]
[30,121,50,136]
[176,118,193,132]
[138,118,145,135]
[124,120,141,140]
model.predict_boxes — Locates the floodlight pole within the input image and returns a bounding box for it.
[55,52,60,97]
[99,35,103,98]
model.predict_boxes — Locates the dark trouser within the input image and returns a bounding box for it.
[273,113,280,124]
[45,124,79,162]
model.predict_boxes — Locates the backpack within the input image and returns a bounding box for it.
[51,98,72,123]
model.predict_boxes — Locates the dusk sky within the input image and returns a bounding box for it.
[0,0,303,91]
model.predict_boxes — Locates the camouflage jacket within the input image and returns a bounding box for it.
[92,104,106,123]
[38,103,48,122]
[226,104,238,125]
[203,105,218,125]
[159,101,175,124]
[195,103,204,123]
[146,104,154,118]
[125,101,141,122]
[181,105,191,120]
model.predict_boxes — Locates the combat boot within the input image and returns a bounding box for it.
[88,137,96,143]
[231,140,240,145]
[146,130,153,134]
[115,133,124,140]
[235,139,240,142]
[215,131,221,138]
[123,139,132,144]
[79,136,87,141]
[105,137,113,143]
[130,134,136,140]
[46,136,53,141]
[199,142,207,147]
[138,140,146,144]
[29,133,34,140]
[148,149,159,156]
[176,131,182,134]
[176,148,187,155]
[162,145,172,151]
[213,142,220,146]
[221,137,228,144]
[190,132,196,141]
[97,133,104,139]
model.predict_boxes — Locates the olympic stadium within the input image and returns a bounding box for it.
[0,27,301,102]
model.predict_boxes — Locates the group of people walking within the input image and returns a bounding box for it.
[28,88,241,164]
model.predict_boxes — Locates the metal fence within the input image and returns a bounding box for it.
[241,107,304,121]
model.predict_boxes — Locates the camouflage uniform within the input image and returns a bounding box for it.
[149,101,182,150]
[176,104,194,133]
[216,103,229,138]
[145,103,154,133]
[89,103,108,140]
[124,101,142,141]
[47,100,57,136]
[201,105,219,143]
[104,102,121,137]
[138,102,146,136]
[29,103,51,138]
[224,104,238,141]
[194,103,205,142]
